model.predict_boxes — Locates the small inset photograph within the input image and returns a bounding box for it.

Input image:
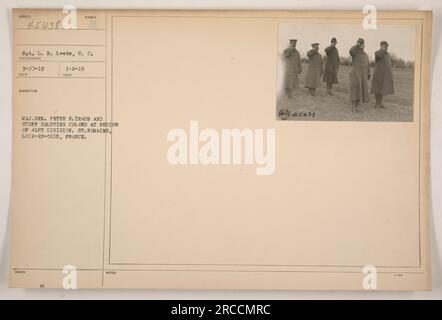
[276,23,416,121]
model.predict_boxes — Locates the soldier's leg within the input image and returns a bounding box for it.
[379,94,385,108]
[311,88,316,96]
[285,88,292,99]
[374,94,380,108]
[351,100,360,113]
[327,83,333,95]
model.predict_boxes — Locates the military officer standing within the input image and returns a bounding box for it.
[349,38,370,112]
[371,41,395,108]
[282,39,302,99]
[304,43,323,96]
[323,37,340,95]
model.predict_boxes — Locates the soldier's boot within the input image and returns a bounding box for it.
[311,88,316,96]
[327,84,333,95]
[285,88,292,99]
[374,94,380,108]
[379,95,385,108]
[351,100,360,113]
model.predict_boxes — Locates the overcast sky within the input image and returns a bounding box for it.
[278,22,416,62]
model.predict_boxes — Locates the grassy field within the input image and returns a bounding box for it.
[276,64,414,121]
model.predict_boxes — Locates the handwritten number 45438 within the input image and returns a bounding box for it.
[27,20,62,30]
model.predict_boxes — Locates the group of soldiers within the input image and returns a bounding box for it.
[283,37,395,113]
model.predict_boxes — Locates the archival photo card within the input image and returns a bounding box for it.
[9,10,432,290]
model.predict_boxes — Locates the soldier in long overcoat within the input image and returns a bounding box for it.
[304,43,323,96]
[323,37,340,95]
[371,41,395,108]
[282,39,302,99]
[349,38,371,112]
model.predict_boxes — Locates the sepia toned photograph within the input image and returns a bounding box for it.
[276,23,417,121]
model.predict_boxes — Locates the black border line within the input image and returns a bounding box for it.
[12,267,425,274]
[101,14,108,288]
